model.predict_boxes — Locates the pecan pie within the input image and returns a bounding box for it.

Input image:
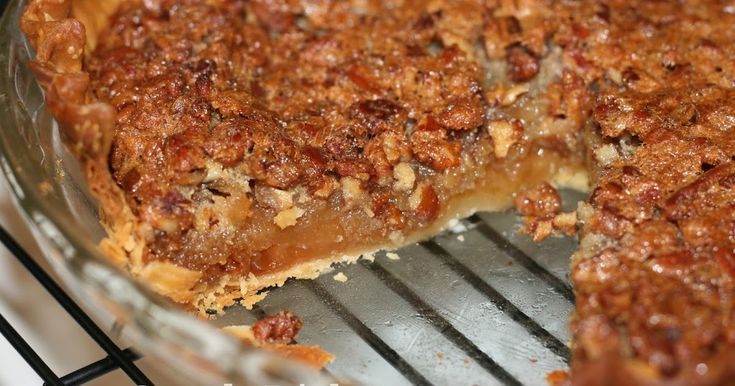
[21,0,735,384]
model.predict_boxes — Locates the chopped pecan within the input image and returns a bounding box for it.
[351,99,403,134]
[487,119,524,158]
[483,16,522,59]
[392,162,416,192]
[204,121,251,166]
[250,0,297,32]
[715,248,735,278]
[506,45,539,83]
[371,190,404,229]
[410,129,462,171]
[410,183,440,223]
[515,183,577,242]
[437,97,485,131]
[515,183,561,219]
[252,311,304,344]
[346,64,381,94]
[664,162,735,221]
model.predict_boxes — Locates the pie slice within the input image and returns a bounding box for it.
[21,0,735,384]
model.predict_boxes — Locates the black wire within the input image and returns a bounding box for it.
[0,225,153,385]
[57,348,140,386]
[0,312,63,385]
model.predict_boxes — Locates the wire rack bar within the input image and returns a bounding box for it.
[0,311,63,385]
[0,225,151,385]
[57,348,140,386]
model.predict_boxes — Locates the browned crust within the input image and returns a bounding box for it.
[21,0,210,307]
[21,0,138,260]
[21,0,127,225]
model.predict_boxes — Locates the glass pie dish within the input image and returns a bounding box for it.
[0,0,580,384]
